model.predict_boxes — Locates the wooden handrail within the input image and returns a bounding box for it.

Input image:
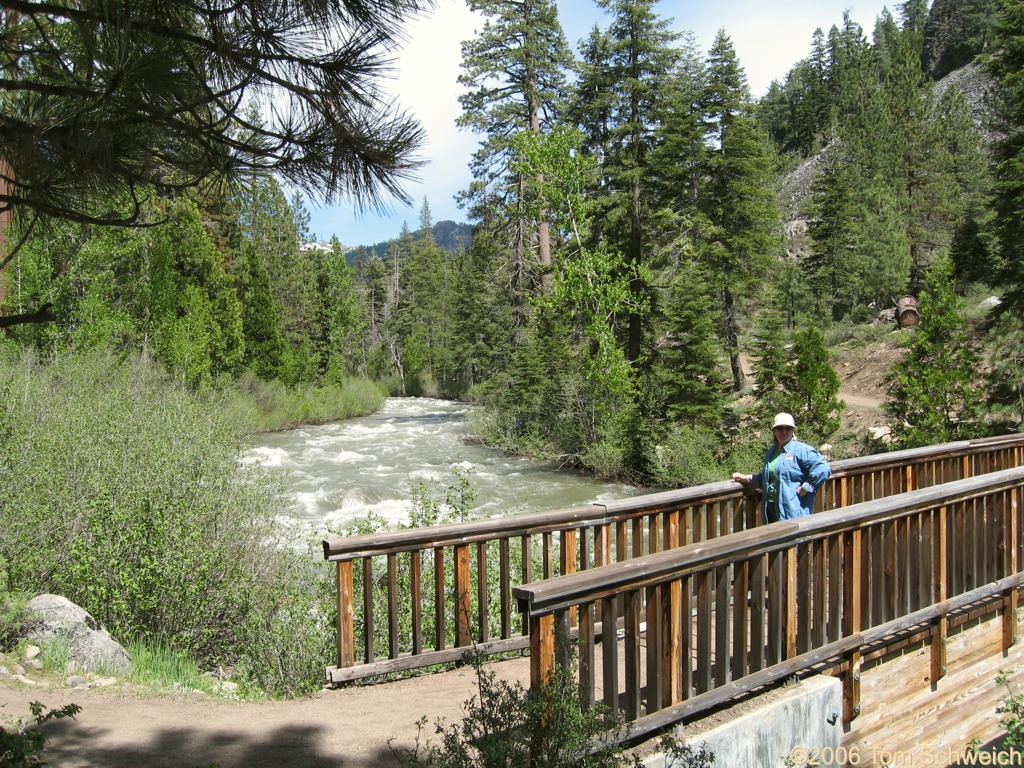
[514,466,1024,739]
[322,433,1024,683]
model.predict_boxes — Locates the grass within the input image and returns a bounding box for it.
[126,639,218,695]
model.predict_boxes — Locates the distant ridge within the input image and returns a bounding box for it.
[356,220,474,258]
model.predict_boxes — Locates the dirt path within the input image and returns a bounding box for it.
[1,658,530,768]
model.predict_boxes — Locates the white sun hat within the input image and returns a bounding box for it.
[772,412,796,430]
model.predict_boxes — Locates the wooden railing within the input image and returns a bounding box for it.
[513,466,1024,741]
[322,434,1024,683]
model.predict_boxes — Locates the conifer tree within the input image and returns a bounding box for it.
[569,0,679,363]
[696,33,780,391]
[785,327,844,439]
[884,257,982,447]
[807,145,861,320]
[987,0,1024,318]
[749,296,791,424]
[312,239,365,381]
[457,0,573,299]
[238,242,287,381]
[653,259,727,427]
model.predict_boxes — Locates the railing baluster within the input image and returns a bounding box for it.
[624,589,642,720]
[477,541,488,643]
[363,555,375,663]
[715,564,731,688]
[337,560,355,669]
[499,538,511,639]
[601,595,618,716]
[387,553,398,659]
[411,551,422,655]
[646,583,663,713]
[455,544,471,647]
[681,572,694,699]
[580,601,595,708]
[750,554,766,673]
[434,547,445,651]
[697,570,713,692]
[1004,488,1019,650]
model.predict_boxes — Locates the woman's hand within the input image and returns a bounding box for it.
[732,472,751,484]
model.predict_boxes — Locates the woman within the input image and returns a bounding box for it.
[732,412,831,523]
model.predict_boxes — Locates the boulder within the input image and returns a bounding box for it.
[25,594,131,675]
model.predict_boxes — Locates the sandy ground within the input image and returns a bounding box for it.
[1,657,531,768]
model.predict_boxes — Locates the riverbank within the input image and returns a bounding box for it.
[228,374,389,433]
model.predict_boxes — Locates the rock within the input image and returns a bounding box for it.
[24,644,41,661]
[12,663,26,676]
[12,674,38,686]
[64,675,88,688]
[26,659,44,671]
[26,594,131,676]
[0,665,9,676]
[868,426,894,444]
[90,676,118,688]
[978,296,1001,311]
[874,308,897,326]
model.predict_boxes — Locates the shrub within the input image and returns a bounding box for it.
[397,653,715,768]
[0,701,81,768]
[646,426,724,488]
[0,346,336,696]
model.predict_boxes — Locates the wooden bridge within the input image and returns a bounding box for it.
[322,434,1024,757]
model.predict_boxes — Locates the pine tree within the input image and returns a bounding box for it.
[785,327,844,439]
[696,34,780,391]
[986,0,1024,318]
[884,257,982,447]
[807,145,861,320]
[457,0,573,298]
[653,259,727,427]
[749,296,791,424]
[237,242,286,381]
[568,0,679,363]
[0,0,431,322]
[239,177,319,384]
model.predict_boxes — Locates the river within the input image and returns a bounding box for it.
[245,397,645,538]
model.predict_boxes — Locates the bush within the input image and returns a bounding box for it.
[646,426,725,488]
[397,653,715,768]
[0,346,336,696]
[224,371,386,432]
[0,701,81,768]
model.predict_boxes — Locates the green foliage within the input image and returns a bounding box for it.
[645,425,726,488]
[996,671,1024,751]
[984,313,1024,431]
[0,346,337,697]
[749,296,792,423]
[653,260,728,428]
[397,654,715,768]
[988,0,1024,319]
[0,702,81,768]
[785,327,844,439]
[127,638,217,694]
[884,257,984,447]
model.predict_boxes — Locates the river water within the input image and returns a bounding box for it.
[245,397,644,538]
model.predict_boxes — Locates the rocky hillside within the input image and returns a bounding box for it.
[777,59,995,261]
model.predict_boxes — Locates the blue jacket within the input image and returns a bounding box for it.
[751,438,831,523]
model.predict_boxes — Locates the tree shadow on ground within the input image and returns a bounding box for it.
[39,717,406,768]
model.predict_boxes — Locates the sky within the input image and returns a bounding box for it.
[306,0,898,248]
